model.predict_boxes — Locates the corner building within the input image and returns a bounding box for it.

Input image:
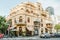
[6,2,53,36]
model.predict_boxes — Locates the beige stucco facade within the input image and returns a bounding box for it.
[6,2,53,36]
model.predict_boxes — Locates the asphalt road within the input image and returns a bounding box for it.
[0,36,60,40]
[0,38,60,40]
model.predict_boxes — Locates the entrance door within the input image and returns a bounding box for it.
[34,29,38,35]
[26,27,32,36]
[34,21,40,36]
[19,27,22,36]
[45,28,48,33]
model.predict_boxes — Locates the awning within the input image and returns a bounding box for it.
[11,29,18,31]
[10,26,16,29]
[26,25,34,31]
[7,26,16,30]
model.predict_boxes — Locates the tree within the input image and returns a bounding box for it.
[55,24,60,33]
[0,16,8,34]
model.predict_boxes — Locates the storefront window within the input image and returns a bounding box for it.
[45,28,48,33]
[41,28,43,34]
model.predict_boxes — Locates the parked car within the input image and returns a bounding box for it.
[40,33,51,38]
[0,33,4,39]
[50,33,55,37]
[51,33,60,38]
[40,34,45,38]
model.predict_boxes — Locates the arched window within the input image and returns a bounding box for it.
[19,19,22,22]
[21,8,23,10]
[31,10,33,13]
[26,9,30,13]
[19,16,22,22]
[14,18,16,23]
[27,17,30,23]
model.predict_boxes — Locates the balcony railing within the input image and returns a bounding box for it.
[15,21,26,26]
[41,13,47,17]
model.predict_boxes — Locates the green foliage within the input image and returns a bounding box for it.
[55,24,60,33]
[0,16,8,33]
[55,24,60,29]
[9,30,15,37]
[7,19,12,27]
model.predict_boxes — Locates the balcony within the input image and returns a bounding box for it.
[15,21,26,26]
[41,13,47,17]
[34,21,40,27]
[46,23,52,28]
[34,25,39,27]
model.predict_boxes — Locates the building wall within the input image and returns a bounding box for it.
[6,2,53,36]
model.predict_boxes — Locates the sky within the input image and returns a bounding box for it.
[0,0,60,17]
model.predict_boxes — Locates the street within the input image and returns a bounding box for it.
[1,38,60,40]
[0,36,60,40]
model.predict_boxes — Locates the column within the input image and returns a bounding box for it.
[38,21,41,36]
[22,26,26,36]
[43,19,46,34]
[43,28,45,34]
[31,25,34,36]
[47,28,50,34]
[38,28,41,36]
[16,26,19,37]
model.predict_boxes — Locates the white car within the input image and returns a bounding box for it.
[40,33,51,38]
